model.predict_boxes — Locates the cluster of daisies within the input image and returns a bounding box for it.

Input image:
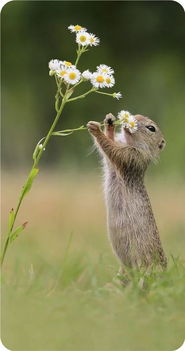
[49,59,81,85]
[48,24,122,100]
[68,24,100,47]
[83,65,116,89]
[117,110,138,133]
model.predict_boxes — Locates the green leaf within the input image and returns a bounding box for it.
[33,137,45,161]
[9,222,28,243]
[52,131,73,136]
[22,168,39,197]
[65,89,74,99]
[8,208,15,232]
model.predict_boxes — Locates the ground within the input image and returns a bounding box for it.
[1,171,185,351]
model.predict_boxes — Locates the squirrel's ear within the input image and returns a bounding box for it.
[159,139,166,150]
[135,114,145,121]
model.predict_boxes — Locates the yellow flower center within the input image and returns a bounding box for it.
[80,35,86,42]
[130,121,135,128]
[106,77,111,84]
[123,114,129,121]
[90,37,94,42]
[74,25,82,31]
[102,68,108,73]
[96,75,104,83]
[60,70,66,76]
[64,61,72,66]
[69,72,76,80]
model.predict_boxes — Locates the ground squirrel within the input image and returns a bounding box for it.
[87,113,167,273]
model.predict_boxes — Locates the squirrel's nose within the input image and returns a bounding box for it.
[159,139,166,150]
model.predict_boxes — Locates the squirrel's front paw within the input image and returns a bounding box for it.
[104,113,116,126]
[87,121,101,136]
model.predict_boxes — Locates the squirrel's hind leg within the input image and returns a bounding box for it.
[115,266,130,286]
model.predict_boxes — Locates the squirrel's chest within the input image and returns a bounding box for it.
[104,169,128,211]
[103,167,143,217]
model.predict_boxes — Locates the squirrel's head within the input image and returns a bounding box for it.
[122,114,166,162]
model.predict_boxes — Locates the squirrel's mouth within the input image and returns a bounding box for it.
[121,127,133,145]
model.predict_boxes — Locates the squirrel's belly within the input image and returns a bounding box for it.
[104,170,158,266]
[105,178,136,265]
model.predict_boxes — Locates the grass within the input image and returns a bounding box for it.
[1,171,185,351]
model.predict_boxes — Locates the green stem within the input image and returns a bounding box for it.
[34,100,66,167]
[55,97,60,112]
[1,99,66,266]
[1,237,10,268]
[75,52,82,66]
[95,91,114,97]
[75,46,88,66]
[70,79,83,90]
[75,46,83,66]
[52,120,122,136]
[52,126,87,134]
[67,88,96,102]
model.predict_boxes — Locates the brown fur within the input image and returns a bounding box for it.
[87,113,167,271]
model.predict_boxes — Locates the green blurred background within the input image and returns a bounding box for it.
[2,0,185,176]
[1,2,185,351]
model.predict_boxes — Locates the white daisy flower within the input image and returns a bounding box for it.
[68,24,87,33]
[118,111,138,133]
[89,33,100,46]
[76,31,90,46]
[117,110,131,124]
[64,68,81,85]
[96,64,114,75]
[56,65,68,79]
[113,92,122,100]
[60,60,75,68]
[126,115,138,133]
[91,72,106,88]
[48,59,61,71]
[82,70,93,80]
[104,74,115,88]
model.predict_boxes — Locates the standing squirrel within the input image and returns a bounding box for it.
[87,113,167,273]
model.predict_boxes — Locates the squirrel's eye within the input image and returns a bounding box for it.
[146,125,156,132]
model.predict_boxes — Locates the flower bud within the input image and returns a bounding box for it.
[49,70,55,76]
[38,144,45,151]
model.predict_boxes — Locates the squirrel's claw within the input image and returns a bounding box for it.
[104,113,116,126]
[87,121,101,136]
